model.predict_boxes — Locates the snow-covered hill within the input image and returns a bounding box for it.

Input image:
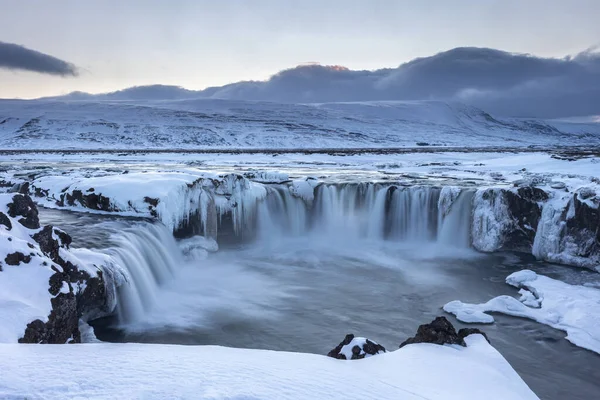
[1,99,599,150]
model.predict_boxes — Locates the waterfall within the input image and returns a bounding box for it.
[105,223,184,325]
[438,189,475,247]
[252,183,470,247]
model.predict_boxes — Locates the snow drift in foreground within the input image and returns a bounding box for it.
[0,335,538,400]
[444,270,600,354]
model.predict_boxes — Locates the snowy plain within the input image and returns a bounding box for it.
[0,335,538,400]
[1,98,600,149]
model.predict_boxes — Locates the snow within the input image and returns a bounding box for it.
[0,99,598,150]
[0,335,538,399]
[444,270,600,354]
[338,337,386,359]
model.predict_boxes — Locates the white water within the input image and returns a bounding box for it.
[108,183,476,327]
[106,223,183,326]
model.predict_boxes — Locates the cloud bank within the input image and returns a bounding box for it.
[49,47,600,118]
[0,41,78,76]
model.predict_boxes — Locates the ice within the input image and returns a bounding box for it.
[444,270,600,354]
[471,188,510,252]
[0,335,538,399]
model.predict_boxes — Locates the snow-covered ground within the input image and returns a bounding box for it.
[444,270,600,354]
[0,335,538,400]
[1,99,599,149]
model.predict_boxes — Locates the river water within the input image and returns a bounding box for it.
[39,207,600,400]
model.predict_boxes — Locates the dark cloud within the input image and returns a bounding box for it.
[50,47,600,118]
[0,41,78,76]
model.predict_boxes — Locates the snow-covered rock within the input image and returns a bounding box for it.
[444,270,600,354]
[0,193,123,343]
[533,191,600,270]
[327,334,386,360]
[472,187,547,253]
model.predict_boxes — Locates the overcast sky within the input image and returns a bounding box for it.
[1,0,599,99]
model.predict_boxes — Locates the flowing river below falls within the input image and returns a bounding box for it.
[39,207,600,400]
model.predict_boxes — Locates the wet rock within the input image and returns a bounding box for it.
[550,181,566,190]
[7,194,40,229]
[563,194,600,261]
[5,252,32,265]
[399,316,465,348]
[502,187,547,252]
[327,334,387,360]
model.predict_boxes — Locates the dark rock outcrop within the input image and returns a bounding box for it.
[7,194,40,229]
[57,189,113,212]
[502,187,547,252]
[563,192,600,261]
[400,316,466,348]
[327,334,387,360]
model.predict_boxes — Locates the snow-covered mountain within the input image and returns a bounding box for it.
[1,98,599,150]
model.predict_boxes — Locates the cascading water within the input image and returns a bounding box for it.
[105,183,474,327]
[105,223,184,325]
[438,189,475,247]
[254,183,471,247]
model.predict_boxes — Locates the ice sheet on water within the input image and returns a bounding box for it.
[444,270,600,354]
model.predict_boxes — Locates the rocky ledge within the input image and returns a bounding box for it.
[0,194,120,343]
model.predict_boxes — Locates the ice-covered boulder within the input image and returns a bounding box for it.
[533,189,600,270]
[327,334,386,360]
[399,316,489,348]
[472,187,547,253]
[0,194,122,343]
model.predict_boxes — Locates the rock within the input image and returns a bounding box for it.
[457,328,491,344]
[7,194,40,229]
[59,189,113,211]
[32,226,61,261]
[327,334,387,360]
[0,211,12,230]
[563,194,600,262]
[19,293,80,344]
[5,252,32,265]
[399,316,466,348]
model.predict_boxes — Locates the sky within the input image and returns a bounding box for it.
[1,0,599,99]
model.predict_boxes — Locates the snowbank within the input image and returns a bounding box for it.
[0,335,538,399]
[444,270,600,354]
